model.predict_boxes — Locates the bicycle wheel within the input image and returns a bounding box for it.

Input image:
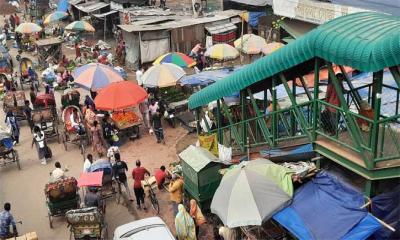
[150,191,160,214]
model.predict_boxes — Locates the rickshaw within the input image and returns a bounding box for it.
[45,177,80,228]
[32,108,60,143]
[66,207,108,240]
[0,135,21,170]
[18,57,38,90]
[62,105,88,156]
[34,93,59,123]
[2,91,26,121]
[89,159,119,203]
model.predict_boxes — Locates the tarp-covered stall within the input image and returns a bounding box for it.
[273,172,382,240]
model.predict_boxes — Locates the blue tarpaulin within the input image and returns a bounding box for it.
[371,185,400,239]
[57,0,69,12]
[179,67,243,86]
[248,12,266,28]
[273,172,382,240]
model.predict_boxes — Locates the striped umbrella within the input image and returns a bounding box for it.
[234,34,266,55]
[73,63,124,90]
[153,52,196,68]
[65,21,95,32]
[15,22,42,34]
[44,11,68,25]
[261,42,285,55]
[142,63,185,88]
[205,43,239,61]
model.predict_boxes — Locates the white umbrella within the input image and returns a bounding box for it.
[142,63,186,88]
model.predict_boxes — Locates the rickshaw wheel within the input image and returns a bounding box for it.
[48,212,53,229]
[13,150,21,170]
[62,133,67,151]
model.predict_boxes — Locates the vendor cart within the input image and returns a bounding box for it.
[66,207,108,240]
[111,107,142,141]
[32,108,60,143]
[2,91,27,121]
[36,38,63,69]
[61,89,80,110]
[45,177,80,228]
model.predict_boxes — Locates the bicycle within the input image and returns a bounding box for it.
[144,175,160,214]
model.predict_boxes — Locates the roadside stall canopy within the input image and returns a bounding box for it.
[179,145,218,172]
[75,1,109,13]
[188,12,400,109]
[230,0,271,6]
[273,171,382,240]
[179,66,243,86]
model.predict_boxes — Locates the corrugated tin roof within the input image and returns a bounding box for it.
[188,12,400,109]
[75,1,109,13]
[205,23,237,34]
[179,145,218,172]
[36,37,64,46]
[93,10,118,18]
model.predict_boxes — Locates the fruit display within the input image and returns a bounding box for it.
[112,110,141,129]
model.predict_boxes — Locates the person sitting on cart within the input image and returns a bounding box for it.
[51,161,65,181]
[70,108,85,135]
[112,153,134,201]
[0,203,18,239]
[5,111,19,145]
[84,187,103,210]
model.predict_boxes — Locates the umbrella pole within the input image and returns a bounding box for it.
[240,12,244,64]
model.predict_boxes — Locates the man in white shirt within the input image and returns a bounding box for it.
[136,67,143,86]
[51,162,65,181]
[83,154,93,173]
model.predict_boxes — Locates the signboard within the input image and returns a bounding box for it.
[273,0,368,25]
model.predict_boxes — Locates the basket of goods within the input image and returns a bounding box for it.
[111,111,140,129]
[45,177,78,202]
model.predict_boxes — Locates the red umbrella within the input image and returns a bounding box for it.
[94,81,148,111]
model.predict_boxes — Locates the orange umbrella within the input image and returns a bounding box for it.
[94,81,148,111]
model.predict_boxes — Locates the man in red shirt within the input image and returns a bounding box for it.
[131,160,149,210]
[154,165,171,189]
[324,73,344,135]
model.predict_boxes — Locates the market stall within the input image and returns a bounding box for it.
[36,38,64,69]
[94,81,147,143]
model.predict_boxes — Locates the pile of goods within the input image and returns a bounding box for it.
[66,207,102,238]
[45,177,78,202]
[6,232,38,240]
[32,109,53,122]
[3,91,25,108]
[112,111,140,129]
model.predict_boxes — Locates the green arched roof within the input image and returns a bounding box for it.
[189,12,400,109]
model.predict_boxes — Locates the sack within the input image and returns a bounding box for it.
[198,133,218,156]
[44,145,52,159]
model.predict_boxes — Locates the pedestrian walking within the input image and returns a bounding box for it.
[9,15,15,31]
[175,204,197,240]
[31,126,47,165]
[90,120,106,157]
[5,111,19,145]
[23,100,33,132]
[112,153,134,201]
[168,174,183,216]
[139,99,150,129]
[131,160,149,210]
[189,199,206,238]
[152,109,165,144]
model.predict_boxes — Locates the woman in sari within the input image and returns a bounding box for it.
[175,204,196,240]
[189,199,206,238]
[90,120,106,157]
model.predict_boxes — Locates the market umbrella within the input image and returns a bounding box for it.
[142,63,186,88]
[94,81,148,111]
[205,43,239,61]
[73,63,124,90]
[15,22,42,34]
[261,42,285,55]
[153,52,196,68]
[234,34,266,54]
[65,20,95,32]
[211,158,294,228]
[43,11,68,25]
